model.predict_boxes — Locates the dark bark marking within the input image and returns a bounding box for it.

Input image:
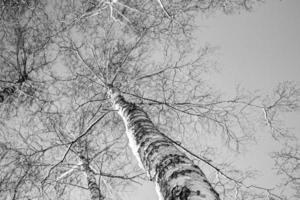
[144,141,173,169]
[168,169,202,181]
[170,185,191,200]
[156,154,189,181]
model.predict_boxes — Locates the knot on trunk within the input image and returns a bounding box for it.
[170,185,191,200]
[107,85,120,99]
[3,86,16,95]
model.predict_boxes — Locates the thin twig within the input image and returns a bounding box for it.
[110,29,148,85]
[42,111,109,184]
[71,42,106,86]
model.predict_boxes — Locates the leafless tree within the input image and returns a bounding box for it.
[35,96,146,200]
[0,129,47,200]
[53,18,300,199]
[271,144,300,200]
[1,0,299,200]
[0,0,57,118]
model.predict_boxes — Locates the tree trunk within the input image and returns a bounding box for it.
[108,88,220,200]
[80,154,105,200]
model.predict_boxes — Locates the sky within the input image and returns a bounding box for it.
[123,1,300,199]
[197,0,300,91]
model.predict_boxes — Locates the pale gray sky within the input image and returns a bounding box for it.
[124,1,300,199]
[198,0,300,91]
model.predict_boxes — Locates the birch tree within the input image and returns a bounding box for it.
[79,147,105,200]
[107,86,221,200]
[271,145,300,200]
[1,0,299,200]
[37,97,145,200]
[55,10,300,197]
[0,0,56,120]
[0,128,48,200]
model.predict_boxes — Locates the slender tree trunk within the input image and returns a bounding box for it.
[79,154,105,200]
[108,88,220,200]
[0,86,16,103]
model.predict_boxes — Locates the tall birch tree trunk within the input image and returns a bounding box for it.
[108,87,220,200]
[79,154,105,200]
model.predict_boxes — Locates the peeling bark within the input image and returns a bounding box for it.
[109,88,220,200]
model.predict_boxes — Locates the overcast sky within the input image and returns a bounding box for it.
[198,0,300,91]
[123,1,300,199]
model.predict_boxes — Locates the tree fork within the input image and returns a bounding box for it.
[108,87,220,200]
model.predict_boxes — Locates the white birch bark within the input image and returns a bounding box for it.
[108,88,220,200]
[80,154,105,200]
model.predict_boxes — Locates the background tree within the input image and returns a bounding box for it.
[271,144,300,199]
[0,139,45,200]
[36,88,146,200]
[0,0,57,121]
